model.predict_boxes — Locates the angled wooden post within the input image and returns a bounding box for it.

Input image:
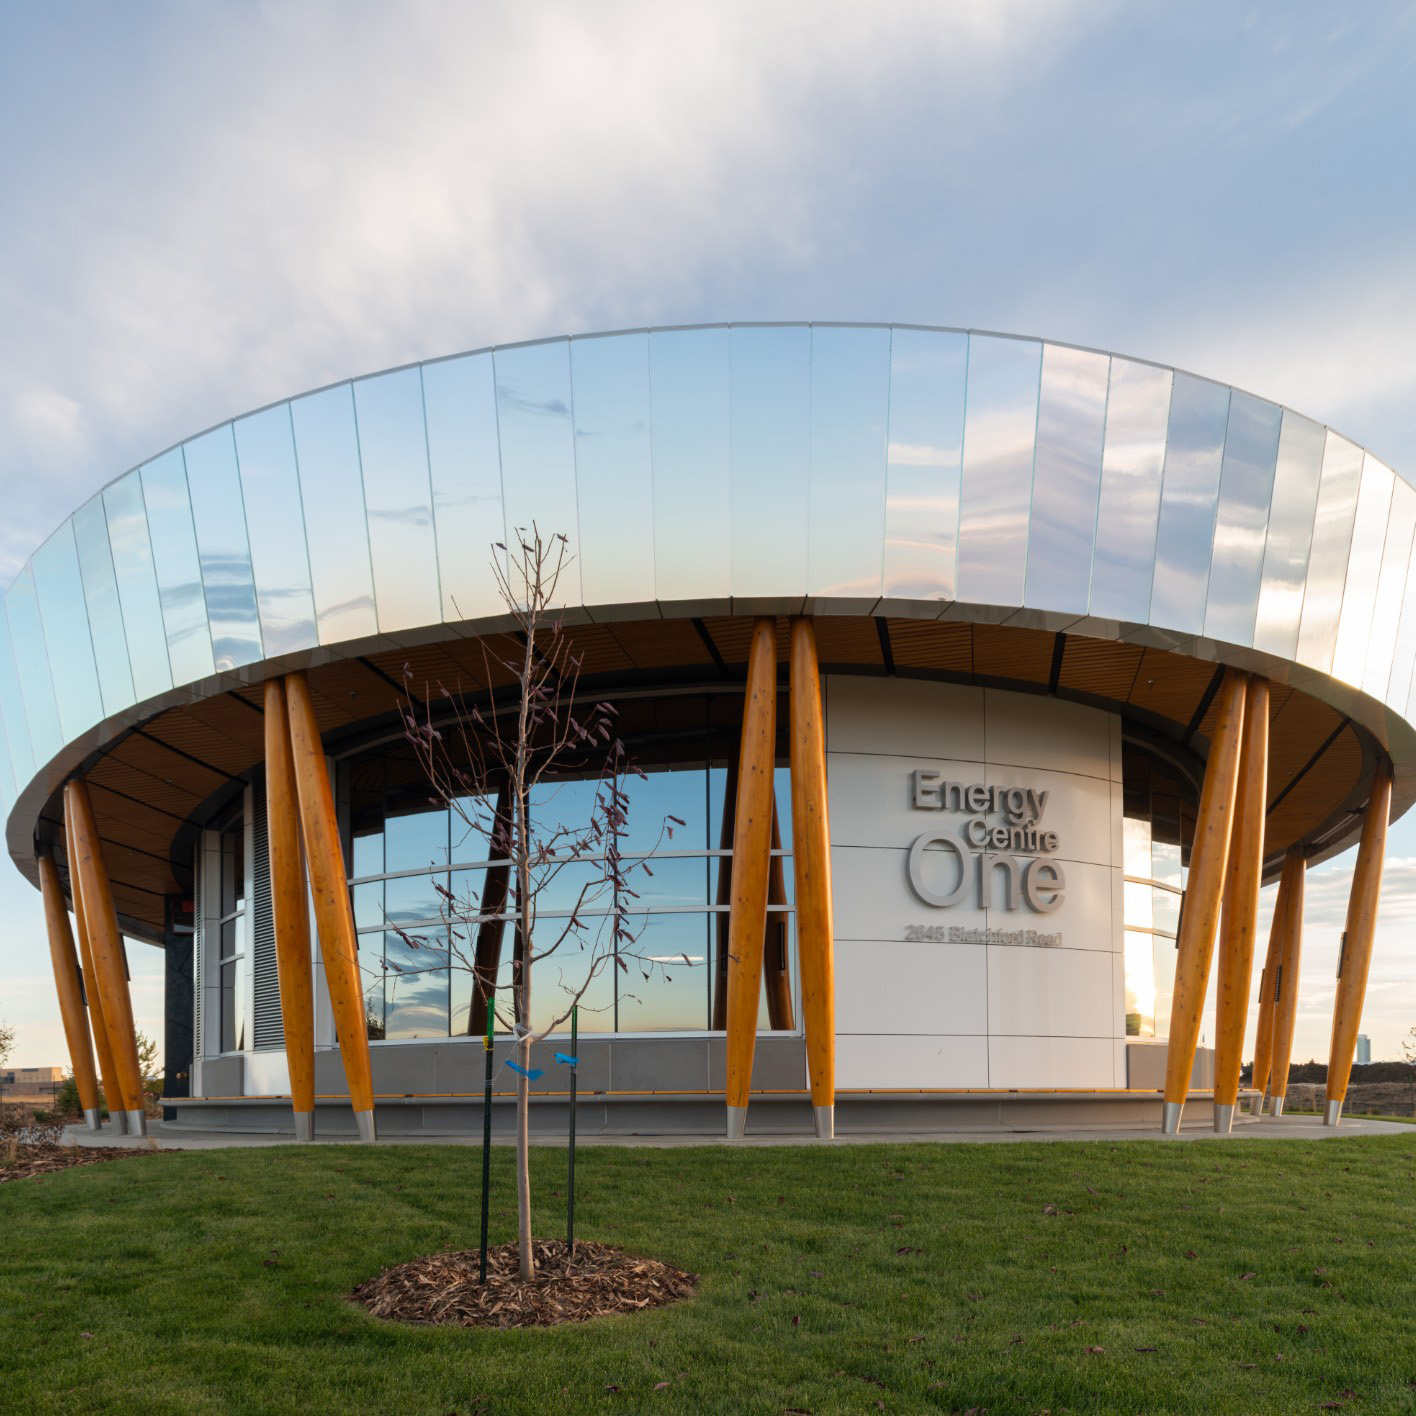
[1212,676,1269,1132]
[467,784,511,1037]
[725,618,778,1139]
[284,671,377,1143]
[37,852,102,1131]
[1162,669,1248,1134]
[1267,847,1306,1116]
[265,678,317,1141]
[1249,848,1299,1110]
[65,779,147,1136]
[1324,764,1392,1125]
[789,617,835,1140]
[63,806,125,1133]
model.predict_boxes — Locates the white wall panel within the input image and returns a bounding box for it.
[825,675,984,760]
[988,1035,1117,1089]
[986,946,1115,1038]
[835,938,987,1036]
[983,689,1111,780]
[836,1033,988,1090]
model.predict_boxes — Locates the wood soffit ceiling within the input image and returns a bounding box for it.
[41,617,1377,942]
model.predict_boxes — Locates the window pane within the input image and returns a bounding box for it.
[1202,392,1282,647]
[882,327,967,603]
[4,566,62,767]
[358,935,385,1039]
[1149,374,1230,636]
[183,425,263,671]
[1331,455,1395,687]
[386,968,451,1040]
[385,805,449,873]
[384,871,448,927]
[572,332,655,606]
[730,325,811,598]
[1252,411,1324,660]
[220,957,246,1053]
[1024,345,1109,616]
[72,495,135,714]
[616,911,712,1032]
[102,469,173,701]
[528,938,616,1035]
[1296,431,1363,671]
[649,327,731,603]
[807,324,890,599]
[233,403,318,655]
[141,449,216,685]
[352,367,442,633]
[32,521,104,740]
[956,335,1041,607]
[1124,930,1156,1038]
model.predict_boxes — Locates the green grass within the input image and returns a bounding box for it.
[3,1136,1416,1414]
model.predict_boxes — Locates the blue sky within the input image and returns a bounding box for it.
[3,1,1416,1067]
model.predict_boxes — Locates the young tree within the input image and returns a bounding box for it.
[399,528,677,1280]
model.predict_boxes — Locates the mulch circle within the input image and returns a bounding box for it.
[351,1238,697,1328]
[0,1142,157,1183]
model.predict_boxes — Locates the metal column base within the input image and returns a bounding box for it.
[1212,1102,1235,1134]
[293,1111,315,1143]
[1161,1100,1183,1135]
[1324,1098,1343,1127]
[82,1108,102,1132]
[125,1109,147,1138]
[1250,1093,1267,1117]
[111,1109,129,1135]
[813,1104,835,1140]
[725,1104,748,1140]
[1270,1095,1286,1117]
[354,1109,377,1143]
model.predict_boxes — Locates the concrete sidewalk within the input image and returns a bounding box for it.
[64,1114,1416,1150]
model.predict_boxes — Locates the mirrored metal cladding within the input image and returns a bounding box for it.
[5,322,1416,835]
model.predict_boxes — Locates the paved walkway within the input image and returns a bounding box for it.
[64,1114,1416,1150]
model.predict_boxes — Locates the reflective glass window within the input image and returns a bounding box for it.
[1090,360,1172,622]
[102,469,173,702]
[71,496,134,715]
[882,327,968,603]
[0,705,16,815]
[1296,432,1363,672]
[1121,742,1198,1040]
[422,352,505,623]
[141,448,216,685]
[183,426,263,672]
[730,326,811,598]
[493,340,580,601]
[0,609,36,785]
[649,327,731,603]
[4,566,62,767]
[807,325,890,599]
[571,333,655,606]
[1362,478,1416,700]
[956,335,1042,607]
[1387,554,1416,720]
[217,813,247,1053]
[290,384,378,644]
[1252,412,1325,661]
[1202,392,1282,646]
[31,523,104,742]
[232,404,317,656]
[1024,345,1109,616]
[1331,455,1395,687]
[352,368,442,633]
[384,928,451,1039]
[1149,374,1231,635]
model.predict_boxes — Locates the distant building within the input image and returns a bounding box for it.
[1357,1035,1372,1066]
[1,1066,64,1088]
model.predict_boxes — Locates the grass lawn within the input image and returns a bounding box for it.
[3,1135,1416,1414]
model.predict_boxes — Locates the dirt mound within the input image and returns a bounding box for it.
[351,1238,696,1328]
[0,1141,157,1182]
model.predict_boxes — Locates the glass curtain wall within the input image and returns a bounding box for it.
[215,806,247,1053]
[338,691,796,1040]
[1121,743,1199,1039]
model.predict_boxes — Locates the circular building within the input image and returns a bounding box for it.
[4,324,1410,1140]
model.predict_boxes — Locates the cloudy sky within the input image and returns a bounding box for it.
[3,1,1415,1069]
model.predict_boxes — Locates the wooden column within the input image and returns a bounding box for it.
[1249,849,1299,1109]
[37,853,102,1130]
[764,802,795,1031]
[284,671,377,1142]
[724,618,777,1138]
[1324,764,1392,1125]
[265,679,317,1141]
[1161,669,1248,1133]
[1267,848,1306,1116]
[63,807,125,1132]
[1212,677,1269,1131]
[789,617,835,1140]
[65,779,147,1136]
[467,785,512,1037]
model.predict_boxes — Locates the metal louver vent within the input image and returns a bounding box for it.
[251,777,285,1050]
